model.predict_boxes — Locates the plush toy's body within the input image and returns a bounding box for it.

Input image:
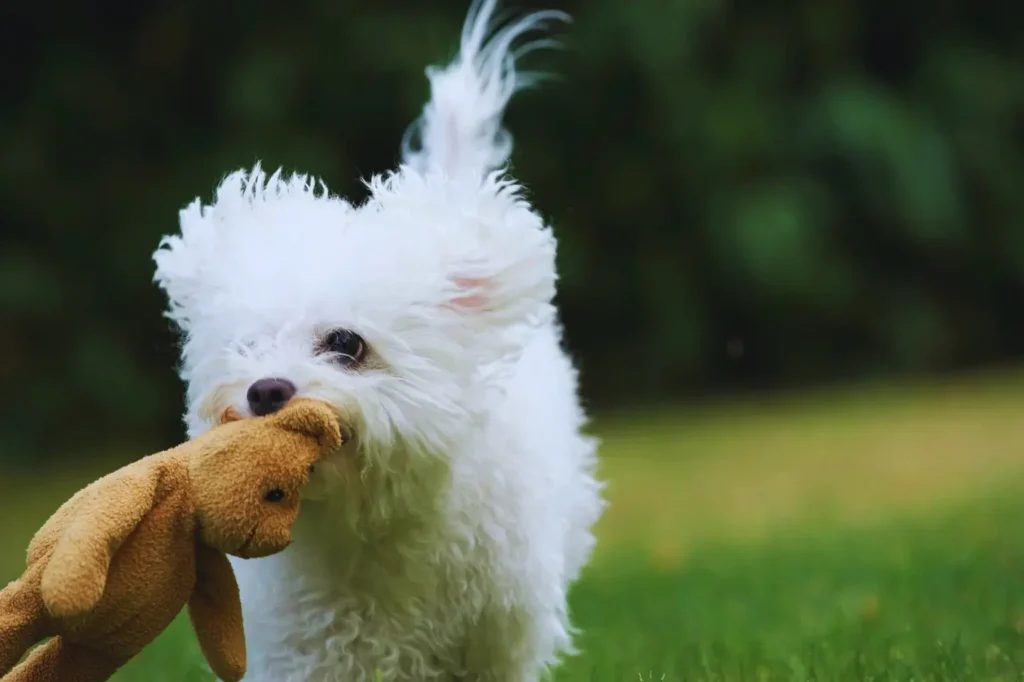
[0,399,341,682]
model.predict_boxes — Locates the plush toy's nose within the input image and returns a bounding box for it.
[247,378,296,417]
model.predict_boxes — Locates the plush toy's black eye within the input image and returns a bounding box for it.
[265,489,285,503]
[319,329,366,366]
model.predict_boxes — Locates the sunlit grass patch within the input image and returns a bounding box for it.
[595,369,1024,557]
[1,369,1022,681]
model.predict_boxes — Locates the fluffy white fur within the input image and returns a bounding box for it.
[153,1,604,680]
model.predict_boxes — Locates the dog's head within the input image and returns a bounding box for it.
[154,0,567,528]
[153,164,556,519]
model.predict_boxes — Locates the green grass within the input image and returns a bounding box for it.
[4,368,1024,680]
[559,498,1024,680]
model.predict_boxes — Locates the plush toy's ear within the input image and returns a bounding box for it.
[272,399,343,452]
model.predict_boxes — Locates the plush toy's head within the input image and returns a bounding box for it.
[187,398,342,558]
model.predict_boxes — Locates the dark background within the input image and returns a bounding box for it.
[2,0,1022,462]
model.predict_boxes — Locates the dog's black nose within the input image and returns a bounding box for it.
[247,378,296,417]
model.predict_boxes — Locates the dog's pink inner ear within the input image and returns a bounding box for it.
[450,277,490,310]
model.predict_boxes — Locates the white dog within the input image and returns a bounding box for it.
[152,1,604,680]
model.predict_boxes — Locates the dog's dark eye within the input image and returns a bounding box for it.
[265,489,286,503]
[320,329,366,366]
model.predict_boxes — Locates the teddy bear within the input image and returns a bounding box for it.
[0,397,342,682]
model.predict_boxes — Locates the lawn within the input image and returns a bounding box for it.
[3,369,1024,681]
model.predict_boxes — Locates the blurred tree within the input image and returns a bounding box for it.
[0,0,1022,461]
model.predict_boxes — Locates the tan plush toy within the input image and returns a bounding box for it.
[0,398,341,682]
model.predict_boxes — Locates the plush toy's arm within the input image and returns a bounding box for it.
[40,468,159,619]
[188,544,246,682]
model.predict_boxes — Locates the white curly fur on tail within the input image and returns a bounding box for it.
[401,0,569,181]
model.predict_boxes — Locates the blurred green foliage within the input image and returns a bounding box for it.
[1,0,1022,459]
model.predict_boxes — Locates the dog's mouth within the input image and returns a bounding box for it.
[217,405,355,446]
[301,446,356,502]
[218,406,245,425]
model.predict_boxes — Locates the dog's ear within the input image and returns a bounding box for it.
[445,269,554,328]
[152,196,214,333]
[440,189,558,334]
[153,166,266,331]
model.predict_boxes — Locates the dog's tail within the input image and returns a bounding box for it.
[400,0,569,182]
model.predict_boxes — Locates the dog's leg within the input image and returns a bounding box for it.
[461,600,571,682]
